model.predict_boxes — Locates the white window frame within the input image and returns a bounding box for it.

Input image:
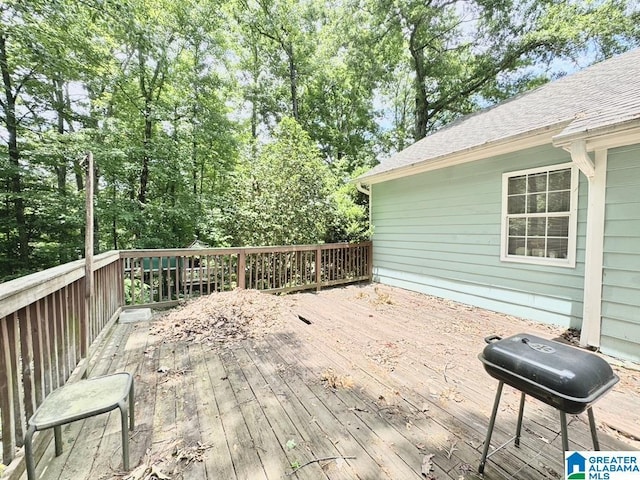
[500,162,579,268]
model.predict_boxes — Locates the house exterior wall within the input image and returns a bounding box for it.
[600,143,640,361]
[371,144,587,328]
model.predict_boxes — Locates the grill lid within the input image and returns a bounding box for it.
[479,333,618,405]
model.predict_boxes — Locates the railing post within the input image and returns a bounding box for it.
[82,152,94,359]
[315,247,321,291]
[238,250,246,289]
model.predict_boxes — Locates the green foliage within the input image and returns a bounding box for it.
[123,278,152,305]
[285,439,297,450]
[326,166,371,243]
[0,0,638,281]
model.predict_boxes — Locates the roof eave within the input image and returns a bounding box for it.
[353,121,570,185]
[553,117,640,152]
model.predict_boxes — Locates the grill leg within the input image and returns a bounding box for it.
[587,407,600,450]
[514,392,526,447]
[479,381,504,474]
[559,411,569,451]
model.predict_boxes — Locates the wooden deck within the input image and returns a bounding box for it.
[23,284,640,480]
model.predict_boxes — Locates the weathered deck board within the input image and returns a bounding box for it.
[303,304,565,473]
[190,344,236,479]
[242,343,358,480]
[206,349,268,480]
[19,284,640,480]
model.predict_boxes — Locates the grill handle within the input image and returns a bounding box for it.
[484,335,502,344]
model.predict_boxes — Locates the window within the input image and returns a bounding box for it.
[500,163,578,267]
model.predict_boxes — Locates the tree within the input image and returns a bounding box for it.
[367,0,640,142]
[298,3,382,170]
[1,0,638,282]
[0,0,99,276]
[229,117,335,246]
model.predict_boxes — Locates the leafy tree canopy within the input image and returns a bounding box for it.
[0,0,638,280]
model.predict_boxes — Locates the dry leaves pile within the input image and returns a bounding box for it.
[112,441,213,480]
[150,289,294,347]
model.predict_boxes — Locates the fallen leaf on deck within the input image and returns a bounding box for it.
[286,439,297,450]
[174,441,212,465]
[321,369,354,389]
[421,453,435,476]
[124,464,171,480]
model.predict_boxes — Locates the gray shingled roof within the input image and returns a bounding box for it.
[358,48,640,182]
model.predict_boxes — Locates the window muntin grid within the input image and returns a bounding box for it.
[504,167,573,261]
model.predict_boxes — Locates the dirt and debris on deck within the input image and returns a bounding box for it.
[34,284,639,480]
[149,289,296,347]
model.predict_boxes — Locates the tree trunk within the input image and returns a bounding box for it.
[53,76,67,194]
[409,25,429,141]
[251,43,258,141]
[0,33,29,268]
[287,43,299,121]
[111,180,118,250]
[139,97,151,205]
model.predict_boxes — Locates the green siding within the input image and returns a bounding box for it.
[601,144,640,361]
[371,144,586,328]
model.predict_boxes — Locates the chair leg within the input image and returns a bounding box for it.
[479,381,504,474]
[129,380,135,430]
[54,425,64,456]
[119,400,130,470]
[515,392,526,447]
[25,425,37,480]
[587,407,600,450]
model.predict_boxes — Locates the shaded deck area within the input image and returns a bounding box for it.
[24,284,640,480]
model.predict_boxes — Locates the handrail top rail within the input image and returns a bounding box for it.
[119,241,372,258]
[0,250,120,318]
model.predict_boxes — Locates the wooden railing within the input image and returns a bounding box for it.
[0,251,122,468]
[120,242,372,307]
[0,241,371,471]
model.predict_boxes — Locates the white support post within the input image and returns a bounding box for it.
[579,149,607,348]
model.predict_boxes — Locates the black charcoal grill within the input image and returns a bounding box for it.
[477,333,618,474]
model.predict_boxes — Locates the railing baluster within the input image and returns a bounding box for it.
[29,303,44,407]
[55,290,66,387]
[8,312,25,447]
[0,314,17,464]
[18,307,36,429]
